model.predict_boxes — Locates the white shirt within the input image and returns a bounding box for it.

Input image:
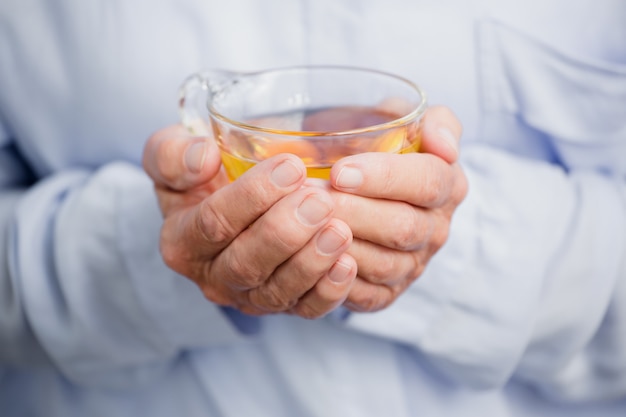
[1,1,625,416]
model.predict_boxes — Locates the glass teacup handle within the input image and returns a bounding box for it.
[178,69,237,136]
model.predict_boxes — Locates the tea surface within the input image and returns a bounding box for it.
[214,105,420,180]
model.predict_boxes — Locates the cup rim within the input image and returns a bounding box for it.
[208,65,428,137]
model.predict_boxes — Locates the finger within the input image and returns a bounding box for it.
[330,152,457,208]
[247,218,353,312]
[419,105,463,164]
[346,238,433,286]
[201,152,308,239]
[210,185,335,291]
[343,278,399,313]
[160,154,307,267]
[290,252,358,319]
[143,124,224,191]
[330,190,440,250]
[343,247,424,312]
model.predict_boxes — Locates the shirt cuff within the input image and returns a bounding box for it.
[117,163,259,349]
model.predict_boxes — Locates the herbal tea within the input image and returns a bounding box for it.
[212,105,421,181]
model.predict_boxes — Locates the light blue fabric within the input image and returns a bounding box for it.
[1,1,625,416]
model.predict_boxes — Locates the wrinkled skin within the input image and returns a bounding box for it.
[142,106,468,319]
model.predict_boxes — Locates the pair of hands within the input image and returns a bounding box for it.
[142,106,467,319]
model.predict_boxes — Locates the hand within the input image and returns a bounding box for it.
[326,106,468,312]
[142,126,358,319]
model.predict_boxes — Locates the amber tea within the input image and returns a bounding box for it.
[180,66,428,180]
[213,105,422,181]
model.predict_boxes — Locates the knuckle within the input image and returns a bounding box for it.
[249,285,295,312]
[225,251,266,288]
[420,161,449,206]
[238,173,279,212]
[388,207,422,250]
[365,250,398,283]
[292,302,325,320]
[259,216,302,252]
[197,199,237,246]
[350,290,390,312]
[237,178,261,205]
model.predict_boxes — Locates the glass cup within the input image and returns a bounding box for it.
[179,65,427,181]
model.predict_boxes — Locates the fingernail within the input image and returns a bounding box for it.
[437,127,459,154]
[335,166,363,189]
[271,159,303,188]
[328,259,353,283]
[185,142,208,173]
[297,194,331,226]
[316,226,348,255]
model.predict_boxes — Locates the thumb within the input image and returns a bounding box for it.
[419,105,462,164]
[142,124,223,191]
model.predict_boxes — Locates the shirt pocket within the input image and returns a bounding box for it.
[477,18,626,175]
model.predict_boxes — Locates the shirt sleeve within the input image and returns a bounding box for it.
[343,16,626,403]
[343,144,626,402]
[0,124,51,367]
[1,143,256,387]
